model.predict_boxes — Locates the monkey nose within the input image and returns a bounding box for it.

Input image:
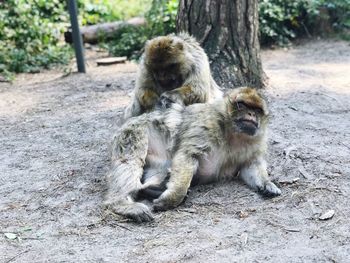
[247,111,255,117]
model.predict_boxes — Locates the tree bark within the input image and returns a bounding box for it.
[177,0,266,89]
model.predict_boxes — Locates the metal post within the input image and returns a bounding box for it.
[67,0,86,73]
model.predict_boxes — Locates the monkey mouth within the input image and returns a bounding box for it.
[157,80,178,90]
[238,119,258,128]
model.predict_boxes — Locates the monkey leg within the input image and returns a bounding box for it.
[153,153,198,210]
[104,123,154,222]
[239,159,281,197]
[138,160,170,200]
[104,160,154,222]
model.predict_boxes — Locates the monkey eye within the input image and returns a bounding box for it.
[236,101,264,115]
[236,101,248,110]
[254,108,264,115]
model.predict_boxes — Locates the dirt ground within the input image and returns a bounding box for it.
[1,40,349,263]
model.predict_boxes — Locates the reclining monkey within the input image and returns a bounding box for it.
[105,87,281,222]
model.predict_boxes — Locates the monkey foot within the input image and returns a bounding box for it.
[125,203,154,223]
[106,201,154,223]
[152,202,170,212]
[260,181,281,197]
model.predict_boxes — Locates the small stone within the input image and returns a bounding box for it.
[319,209,335,220]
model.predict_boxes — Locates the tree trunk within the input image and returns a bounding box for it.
[177,0,266,89]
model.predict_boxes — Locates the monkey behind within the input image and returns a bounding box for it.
[123,32,223,120]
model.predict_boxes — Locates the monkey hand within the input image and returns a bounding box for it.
[152,188,187,211]
[156,95,175,109]
[156,92,184,110]
[259,181,281,197]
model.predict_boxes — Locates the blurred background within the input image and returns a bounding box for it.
[0,0,349,81]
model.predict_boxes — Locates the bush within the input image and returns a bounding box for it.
[1,0,348,80]
[0,0,72,79]
[78,0,152,25]
[259,0,308,45]
[259,0,350,45]
[108,0,349,56]
[309,0,350,30]
[146,0,178,36]
[107,25,149,59]
[107,0,178,59]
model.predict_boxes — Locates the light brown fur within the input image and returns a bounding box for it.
[105,87,281,222]
[123,32,223,120]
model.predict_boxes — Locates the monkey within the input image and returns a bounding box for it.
[123,32,223,120]
[104,87,281,222]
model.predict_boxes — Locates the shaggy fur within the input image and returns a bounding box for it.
[123,32,223,120]
[105,87,281,222]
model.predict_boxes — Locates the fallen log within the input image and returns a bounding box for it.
[64,17,146,44]
[96,57,127,66]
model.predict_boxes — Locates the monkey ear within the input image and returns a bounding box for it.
[145,40,151,48]
[227,91,240,105]
[228,95,237,105]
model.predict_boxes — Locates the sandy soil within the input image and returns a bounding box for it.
[1,40,349,263]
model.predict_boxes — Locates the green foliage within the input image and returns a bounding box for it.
[109,0,349,56]
[1,0,348,80]
[108,0,178,59]
[107,26,149,59]
[259,0,350,45]
[259,0,307,45]
[146,0,178,36]
[0,0,72,79]
[78,0,152,25]
[311,0,350,30]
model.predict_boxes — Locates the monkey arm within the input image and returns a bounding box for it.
[165,68,217,105]
[124,95,143,120]
[153,152,199,210]
[157,82,207,108]
[124,88,159,119]
[239,157,281,197]
[124,65,160,119]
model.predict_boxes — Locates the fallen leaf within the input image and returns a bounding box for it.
[4,232,17,240]
[319,209,335,220]
[240,233,248,245]
[20,226,32,232]
[279,178,300,185]
[238,211,249,219]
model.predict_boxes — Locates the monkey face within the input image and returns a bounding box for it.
[144,35,188,91]
[151,63,184,91]
[227,87,268,137]
[233,101,263,136]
